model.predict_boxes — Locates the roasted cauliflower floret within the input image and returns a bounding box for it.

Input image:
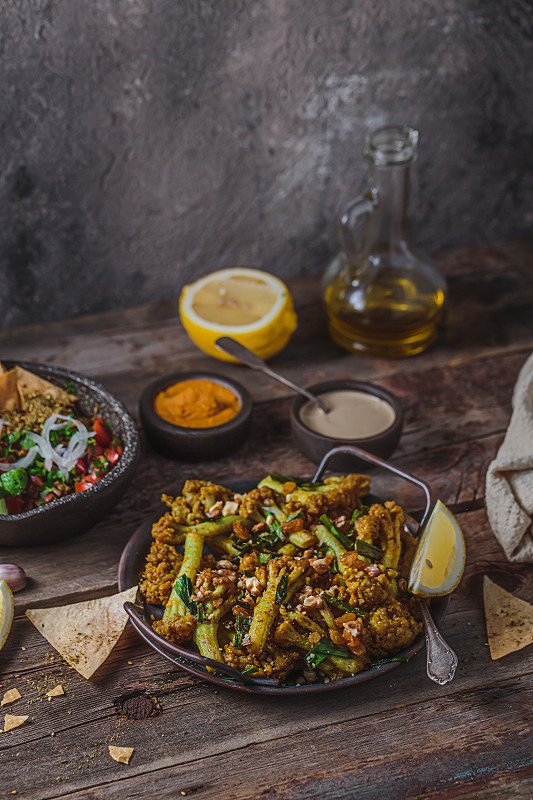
[340,564,392,609]
[362,598,422,657]
[163,480,236,525]
[153,614,196,645]
[150,511,185,544]
[140,541,183,604]
[284,474,371,522]
[238,486,282,519]
[223,641,302,679]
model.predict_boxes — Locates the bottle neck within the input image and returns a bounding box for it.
[367,162,412,245]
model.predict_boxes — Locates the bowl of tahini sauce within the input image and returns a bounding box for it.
[290,379,403,469]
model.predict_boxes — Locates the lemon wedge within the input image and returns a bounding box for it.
[179,267,297,361]
[408,500,466,597]
[0,580,14,651]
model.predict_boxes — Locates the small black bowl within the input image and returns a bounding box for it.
[139,371,252,461]
[291,378,403,471]
[0,362,140,547]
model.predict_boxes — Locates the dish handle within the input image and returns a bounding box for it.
[312,445,434,530]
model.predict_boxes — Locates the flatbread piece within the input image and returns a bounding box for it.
[0,369,22,412]
[14,367,76,408]
[483,575,533,659]
[26,587,137,679]
[109,745,134,764]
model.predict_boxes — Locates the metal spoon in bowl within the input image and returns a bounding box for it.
[215,337,330,414]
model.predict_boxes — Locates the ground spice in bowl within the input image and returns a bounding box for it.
[153,378,241,429]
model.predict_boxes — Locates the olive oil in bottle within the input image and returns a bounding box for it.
[323,126,447,358]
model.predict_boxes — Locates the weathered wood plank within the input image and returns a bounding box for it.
[1,594,532,800]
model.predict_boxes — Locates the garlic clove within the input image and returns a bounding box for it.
[0,564,26,593]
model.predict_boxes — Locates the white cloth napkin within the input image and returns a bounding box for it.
[486,352,533,562]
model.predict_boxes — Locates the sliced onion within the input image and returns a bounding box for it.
[24,431,56,465]
[18,413,95,476]
[0,447,39,472]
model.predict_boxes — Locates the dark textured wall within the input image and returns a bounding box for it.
[1,1,532,328]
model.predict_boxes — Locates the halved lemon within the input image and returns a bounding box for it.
[0,580,14,651]
[178,268,297,362]
[408,500,466,597]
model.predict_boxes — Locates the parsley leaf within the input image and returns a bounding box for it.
[320,594,369,619]
[275,574,288,606]
[305,637,352,669]
[355,539,384,560]
[268,472,324,490]
[350,504,370,524]
[320,514,353,549]
[173,575,199,617]
[234,615,251,647]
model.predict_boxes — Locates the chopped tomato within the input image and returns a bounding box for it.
[104,448,121,466]
[74,458,86,475]
[74,473,100,493]
[92,418,112,448]
[5,496,23,514]
[30,474,44,487]
[42,492,56,504]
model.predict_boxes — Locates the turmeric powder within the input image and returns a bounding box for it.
[154,379,241,429]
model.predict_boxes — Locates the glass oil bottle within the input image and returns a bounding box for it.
[323,126,447,358]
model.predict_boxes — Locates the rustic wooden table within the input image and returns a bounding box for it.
[1,241,533,800]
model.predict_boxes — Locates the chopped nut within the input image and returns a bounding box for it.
[281,517,304,534]
[302,595,324,610]
[364,564,382,577]
[251,522,266,534]
[216,559,234,570]
[338,552,367,571]
[232,521,249,540]
[206,501,223,518]
[244,576,262,597]
[335,613,356,627]
[341,618,366,656]
[310,558,330,575]
[222,501,239,516]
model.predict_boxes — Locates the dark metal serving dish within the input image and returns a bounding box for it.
[0,361,139,547]
[119,445,448,695]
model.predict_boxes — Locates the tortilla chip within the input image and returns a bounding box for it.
[46,685,64,699]
[14,367,76,408]
[109,745,134,764]
[25,586,138,679]
[1,689,21,706]
[0,369,22,412]
[4,714,28,732]
[483,575,533,659]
